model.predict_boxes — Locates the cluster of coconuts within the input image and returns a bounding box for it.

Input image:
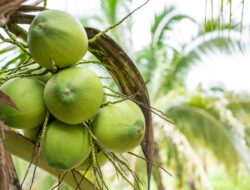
[0,10,145,171]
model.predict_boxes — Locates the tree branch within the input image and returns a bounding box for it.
[0,122,22,190]
[2,126,97,189]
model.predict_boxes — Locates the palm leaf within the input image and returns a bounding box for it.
[227,97,250,126]
[167,103,250,174]
[151,6,195,47]
[0,45,15,54]
[0,41,28,69]
[101,0,119,25]
[227,97,250,147]
[154,116,213,190]
[151,6,175,35]
[200,17,240,34]
[162,31,244,91]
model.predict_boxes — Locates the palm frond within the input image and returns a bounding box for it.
[100,0,132,44]
[161,31,244,91]
[0,45,15,54]
[167,105,240,172]
[226,95,250,126]
[209,100,250,168]
[167,94,250,175]
[227,97,250,147]
[151,6,175,35]
[200,17,240,34]
[151,6,194,47]
[101,0,119,25]
[0,39,29,69]
[154,116,213,190]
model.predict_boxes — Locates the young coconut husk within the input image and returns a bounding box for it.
[0,78,46,129]
[92,100,145,153]
[42,120,91,171]
[44,67,104,125]
[28,10,88,71]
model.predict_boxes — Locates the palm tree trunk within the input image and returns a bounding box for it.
[0,0,26,26]
[0,124,22,190]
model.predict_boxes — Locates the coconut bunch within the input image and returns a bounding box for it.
[0,9,145,176]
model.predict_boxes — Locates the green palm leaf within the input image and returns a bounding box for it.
[151,6,195,47]
[227,97,250,147]
[161,32,244,91]
[101,0,119,25]
[154,116,212,190]
[167,98,250,175]
[167,105,239,172]
[200,18,240,34]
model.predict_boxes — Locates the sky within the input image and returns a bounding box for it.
[47,0,250,92]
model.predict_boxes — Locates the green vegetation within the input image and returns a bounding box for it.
[0,0,249,190]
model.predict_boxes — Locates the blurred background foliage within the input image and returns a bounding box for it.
[1,0,250,189]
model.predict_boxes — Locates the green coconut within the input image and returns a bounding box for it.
[0,78,46,129]
[92,100,145,153]
[23,126,41,141]
[25,63,52,83]
[28,10,88,70]
[32,69,52,83]
[42,120,91,171]
[44,67,103,125]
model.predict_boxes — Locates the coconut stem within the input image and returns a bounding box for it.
[73,165,91,190]
[88,0,150,44]
[104,86,173,124]
[89,130,108,190]
[103,151,138,190]
[101,97,126,108]
[77,59,116,72]
[0,60,34,75]
[71,170,81,190]
[3,25,30,55]
[28,110,49,190]
[127,152,172,176]
[85,124,139,190]
[20,111,49,189]
[110,152,141,188]
[0,69,49,84]
[78,60,101,65]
